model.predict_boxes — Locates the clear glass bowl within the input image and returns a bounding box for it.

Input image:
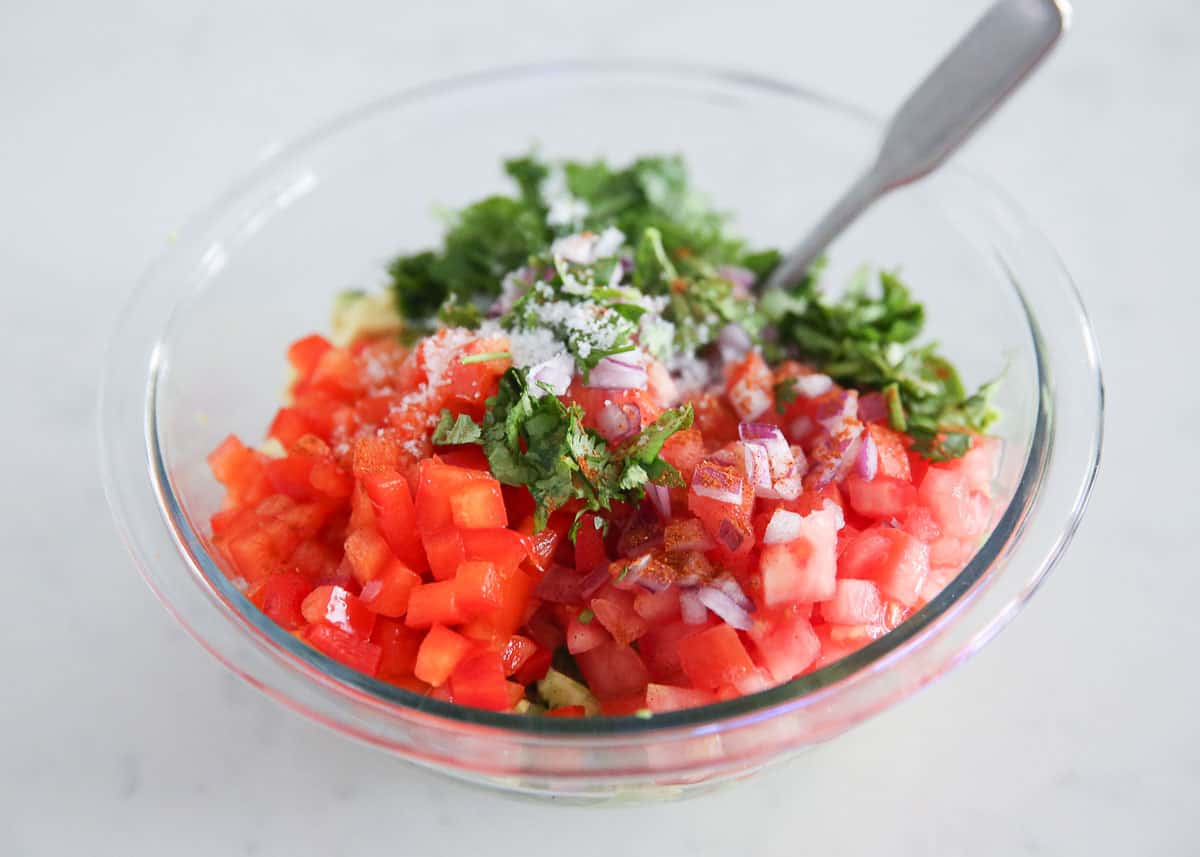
[99,62,1103,802]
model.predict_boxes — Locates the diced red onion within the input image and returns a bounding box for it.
[717,519,745,552]
[621,556,673,593]
[697,586,754,631]
[596,400,642,442]
[526,353,574,396]
[580,563,612,599]
[646,483,671,519]
[742,442,772,492]
[586,351,647,390]
[710,446,738,467]
[692,462,744,505]
[816,389,859,431]
[739,423,794,478]
[679,589,708,625]
[763,508,804,544]
[793,373,834,398]
[716,576,753,611]
[858,392,888,423]
[717,323,752,362]
[618,502,665,557]
[855,431,879,480]
[611,555,651,592]
[717,265,756,291]
[534,564,587,604]
[805,423,865,490]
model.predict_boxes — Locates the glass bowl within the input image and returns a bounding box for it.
[99,62,1103,802]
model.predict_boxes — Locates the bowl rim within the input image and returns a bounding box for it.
[101,59,1104,740]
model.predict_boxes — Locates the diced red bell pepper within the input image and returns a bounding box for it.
[454,560,510,617]
[415,459,491,534]
[247,572,314,630]
[359,560,421,618]
[303,624,382,675]
[513,646,553,686]
[404,580,465,628]
[343,526,393,585]
[460,528,530,572]
[450,650,510,711]
[546,705,587,718]
[449,478,507,529]
[372,617,423,680]
[498,634,537,677]
[301,585,376,639]
[361,470,428,572]
[413,624,472,687]
[458,568,537,647]
[422,528,465,581]
[286,333,333,381]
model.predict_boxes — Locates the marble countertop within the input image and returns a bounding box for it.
[3,0,1196,853]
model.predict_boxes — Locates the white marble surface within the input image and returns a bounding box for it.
[2,0,1197,853]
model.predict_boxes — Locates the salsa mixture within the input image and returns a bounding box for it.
[206,155,1000,717]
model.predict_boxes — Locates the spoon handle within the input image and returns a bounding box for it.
[765,0,1070,291]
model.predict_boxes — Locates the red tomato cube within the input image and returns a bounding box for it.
[575,641,650,702]
[678,624,756,690]
[838,526,930,608]
[747,607,820,683]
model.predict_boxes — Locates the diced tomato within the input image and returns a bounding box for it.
[678,624,756,690]
[724,349,773,422]
[498,635,537,677]
[757,503,841,607]
[919,468,991,539]
[645,683,718,713]
[944,434,1001,495]
[413,624,472,687]
[351,435,403,480]
[303,624,382,674]
[450,650,510,711]
[633,587,681,623]
[518,512,569,572]
[902,505,942,543]
[359,560,421,617]
[268,407,313,449]
[660,428,705,480]
[821,579,885,625]
[421,528,465,581]
[845,474,918,520]
[688,460,755,561]
[747,606,820,682]
[867,424,912,481]
[638,620,702,684]
[566,612,611,654]
[575,641,650,702]
[599,695,648,716]
[247,572,314,630]
[838,526,930,608]
[343,526,393,585]
[372,617,423,680]
[404,580,465,628]
[589,587,649,645]
[573,513,608,573]
[449,478,507,529]
[301,585,376,639]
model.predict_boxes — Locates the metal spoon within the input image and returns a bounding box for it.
[764,0,1071,292]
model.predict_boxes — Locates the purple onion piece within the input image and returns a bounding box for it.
[586,352,648,390]
[805,423,865,490]
[679,588,708,625]
[855,431,879,481]
[596,400,641,442]
[716,576,754,612]
[646,484,671,520]
[717,518,745,552]
[697,586,754,631]
[527,354,574,396]
[793,373,834,398]
[742,442,772,492]
[692,461,745,505]
[762,508,804,544]
[717,323,752,362]
[579,563,612,599]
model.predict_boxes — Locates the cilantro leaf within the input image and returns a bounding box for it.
[431,410,483,446]
[766,267,999,459]
[773,377,798,414]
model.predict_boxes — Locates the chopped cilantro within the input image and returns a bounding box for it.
[431,411,483,446]
[773,377,799,414]
[459,350,511,365]
[578,608,595,624]
[444,368,692,533]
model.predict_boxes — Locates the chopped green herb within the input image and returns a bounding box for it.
[634,708,653,720]
[459,350,511,365]
[431,410,483,446]
[773,377,798,414]
[578,608,595,624]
